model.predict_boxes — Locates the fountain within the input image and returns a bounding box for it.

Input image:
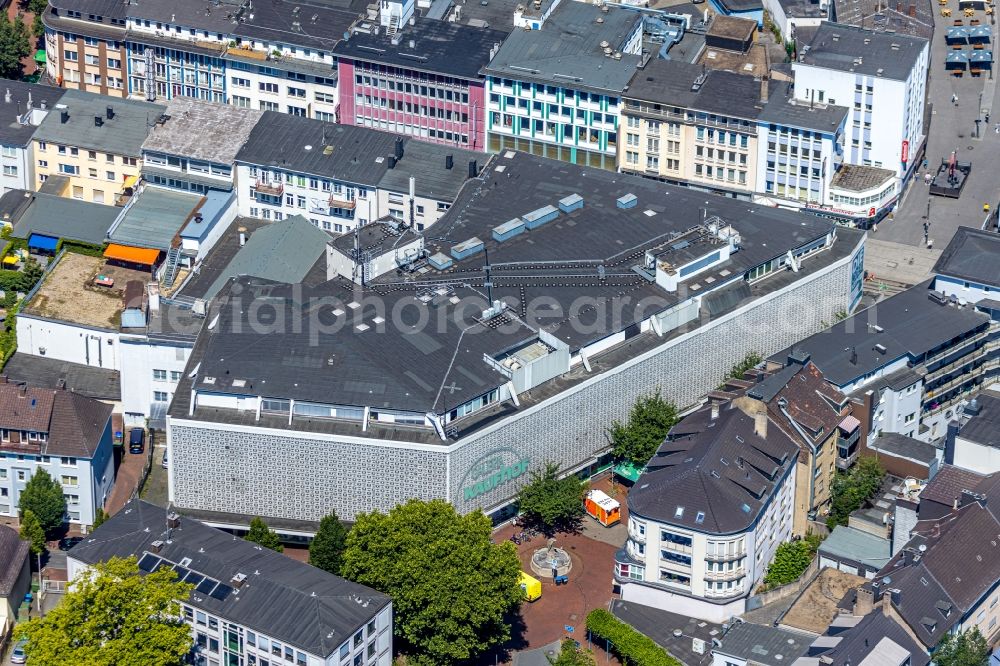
[529,538,572,578]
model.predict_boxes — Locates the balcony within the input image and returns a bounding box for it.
[254,180,283,196]
[329,194,357,210]
[704,566,745,582]
[660,540,693,556]
[704,549,746,562]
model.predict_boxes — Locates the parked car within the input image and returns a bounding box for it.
[128,428,144,454]
[58,536,83,551]
[10,637,27,663]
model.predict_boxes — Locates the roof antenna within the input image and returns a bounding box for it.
[483,245,493,304]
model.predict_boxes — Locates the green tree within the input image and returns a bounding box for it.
[763,541,811,588]
[723,351,763,384]
[608,391,679,466]
[342,499,522,666]
[18,258,43,292]
[517,462,586,534]
[549,638,596,666]
[92,507,108,530]
[22,556,194,665]
[18,468,66,535]
[0,13,30,80]
[827,456,885,529]
[19,508,45,555]
[309,511,348,575]
[28,0,48,16]
[245,516,283,552]
[934,627,990,666]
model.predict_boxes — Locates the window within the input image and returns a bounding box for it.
[61,475,79,487]
[153,391,169,403]
[59,164,79,175]
[259,82,279,94]
[60,457,76,466]
[170,370,182,382]
[287,86,306,98]
[153,369,167,381]
[2,165,16,176]
[231,77,250,88]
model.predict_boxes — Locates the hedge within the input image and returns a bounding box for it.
[586,609,682,666]
[55,239,106,258]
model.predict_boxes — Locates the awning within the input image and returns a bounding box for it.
[614,461,643,483]
[28,234,58,251]
[33,50,45,65]
[103,243,159,265]
[123,174,139,189]
[840,415,861,432]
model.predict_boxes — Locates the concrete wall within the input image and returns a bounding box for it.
[16,315,120,370]
[168,238,859,522]
[952,437,1000,474]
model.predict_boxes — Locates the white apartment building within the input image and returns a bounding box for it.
[68,500,394,666]
[0,82,65,195]
[235,111,483,233]
[793,23,929,195]
[0,380,115,528]
[616,403,798,622]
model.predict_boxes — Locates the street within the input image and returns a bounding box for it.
[878,1,999,252]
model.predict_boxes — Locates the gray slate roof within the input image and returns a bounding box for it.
[757,87,848,133]
[955,391,1000,448]
[9,190,119,246]
[484,2,643,94]
[0,79,65,148]
[713,622,810,665]
[869,432,939,464]
[201,215,331,301]
[932,226,1000,288]
[333,21,507,80]
[68,500,390,659]
[628,402,799,533]
[376,139,484,201]
[812,611,930,665]
[797,22,928,80]
[770,281,990,387]
[625,59,766,120]
[2,352,121,401]
[0,524,28,597]
[235,112,398,186]
[34,89,165,156]
[142,98,263,165]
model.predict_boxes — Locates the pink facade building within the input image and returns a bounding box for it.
[333,22,506,153]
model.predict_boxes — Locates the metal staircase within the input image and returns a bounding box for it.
[162,247,182,288]
[387,13,400,35]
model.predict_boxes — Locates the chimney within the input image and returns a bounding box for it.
[40,99,46,110]
[445,154,454,170]
[150,539,164,553]
[409,39,415,48]
[19,384,27,395]
[711,402,720,420]
[0,375,7,384]
[106,105,115,120]
[394,136,404,160]
[908,2,916,16]
[56,379,66,390]
[760,76,769,104]
[60,109,69,124]
[95,116,104,127]
[166,512,181,529]
[850,347,858,365]
[3,89,10,104]
[238,226,247,247]
[754,411,768,438]
[387,155,396,169]
[468,159,478,179]
[854,586,874,615]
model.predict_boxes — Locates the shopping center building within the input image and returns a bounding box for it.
[166,150,865,530]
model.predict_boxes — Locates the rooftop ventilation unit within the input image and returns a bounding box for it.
[522,204,558,229]
[493,218,525,242]
[558,193,584,213]
[617,193,637,209]
[450,237,484,260]
[427,252,454,271]
[874,343,887,355]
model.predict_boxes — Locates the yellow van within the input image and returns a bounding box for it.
[519,571,542,602]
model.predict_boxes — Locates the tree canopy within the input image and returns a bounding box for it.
[0,13,30,80]
[18,468,66,535]
[22,556,194,666]
[342,499,522,666]
[245,516,283,552]
[762,533,822,589]
[309,511,348,576]
[608,391,679,466]
[19,508,45,556]
[517,462,586,534]
[827,456,885,529]
[934,627,990,666]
